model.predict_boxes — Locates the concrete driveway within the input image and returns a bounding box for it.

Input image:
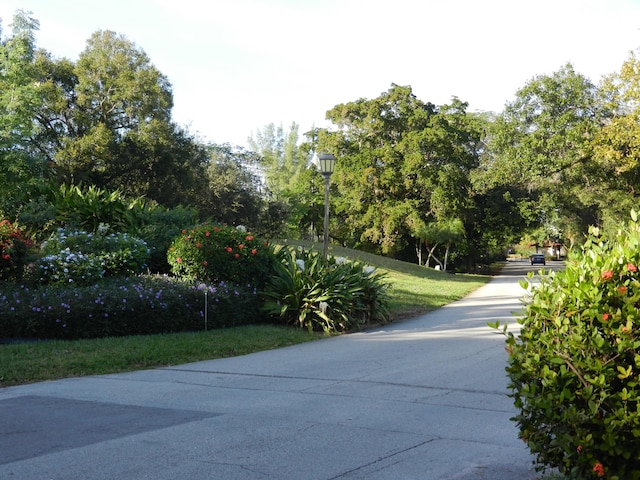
[0,260,557,479]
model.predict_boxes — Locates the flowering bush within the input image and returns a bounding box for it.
[38,248,105,285]
[0,275,261,340]
[0,220,33,281]
[38,227,150,284]
[492,213,640,479]
[167,224,276,286]
[261,247,389,333]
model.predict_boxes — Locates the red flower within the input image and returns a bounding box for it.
[203,261,208,266]
[593,463,605,477]
[196,243,202,248]
[213,227,220,232]
[2,253,10,260]
[205,231,210,237]
[576,445,583,453]
[251,249,257,255]
[619,286,628,295]
[627,263,637,273]
[601,270,614,281]
[246,235,254,241]
[238,244,244,249]
[176,257,182,263]
[602,313,610,321]
[226,247,233,253]
[182,229,187,234]
[234,253,240,259]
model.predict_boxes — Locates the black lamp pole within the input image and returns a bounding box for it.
[318,153,336,261]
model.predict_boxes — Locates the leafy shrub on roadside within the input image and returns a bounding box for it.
[0,220,34,281]
[167,224,276,286]
[0,275,261,340]
[261,248,389,333]
[492,213,640,479]
[38,227,150,285]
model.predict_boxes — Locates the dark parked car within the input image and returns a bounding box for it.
[530,254,546,265]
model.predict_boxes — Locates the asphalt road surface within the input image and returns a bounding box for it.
[0,260,561,479]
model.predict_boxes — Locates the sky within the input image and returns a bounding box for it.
[1,0,640,148]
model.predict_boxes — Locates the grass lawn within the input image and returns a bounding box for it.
[0,243,493,387]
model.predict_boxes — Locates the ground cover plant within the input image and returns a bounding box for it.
[0,275,260,339]
[492,213,640,479]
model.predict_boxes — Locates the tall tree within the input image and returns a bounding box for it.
[315,85,484,259]
[199,143,264,228]
[591,51,640,231]
[477,64,603,245]
[29,29,207,206]
[248,122,316,237]
[0,10,46,215]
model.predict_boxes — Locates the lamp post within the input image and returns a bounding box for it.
[318,153,336,261]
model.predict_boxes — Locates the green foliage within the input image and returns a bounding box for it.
[494,213,640,479]
[49,183,146,233]
[0,275,261,340]
[315,85,484,259]
[38,227,150,284]
[199,143,264,227]
[167,224,275,286]
[0,219,34,281]
[136,204,198,274]
[261,248,389,333]
[0,11,47,214]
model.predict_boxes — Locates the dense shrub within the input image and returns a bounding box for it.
[493,214,640,479]
[37,227,150,285]
[0,220,34,281]
[136,205,198,273]
[167,224,276,286]
[0,275,261,340]
[49,184,148,233]
[261,248,389,333]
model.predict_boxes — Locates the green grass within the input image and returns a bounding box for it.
[282,240,491,320]
[1,243,491,387]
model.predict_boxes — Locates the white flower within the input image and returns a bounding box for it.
[236,225,247,232]
[335,256,347,265]
[295,259,305,271]
[319,301,329,313]
[363,266,376,275]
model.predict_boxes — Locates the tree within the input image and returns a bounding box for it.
[0,10,46,215]
[249,122,317,237]
[199,143,264,227]
[415,217,464,271]
[24,29,210,208]
[475,64,607,250]
[314,85,485,262]
[591,52,640,231]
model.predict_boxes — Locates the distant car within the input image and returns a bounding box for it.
[530,254,546,266]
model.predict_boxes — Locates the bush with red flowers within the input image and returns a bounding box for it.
[492,212,640,479]
[167,224,276,286]
[0,219,33,281]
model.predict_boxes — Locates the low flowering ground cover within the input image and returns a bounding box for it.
[0,275,261,340]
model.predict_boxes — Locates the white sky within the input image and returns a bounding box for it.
[2,0,640,147]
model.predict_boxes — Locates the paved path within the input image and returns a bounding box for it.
[0,261,558,479]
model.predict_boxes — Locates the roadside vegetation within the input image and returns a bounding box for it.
[0,242,489,387]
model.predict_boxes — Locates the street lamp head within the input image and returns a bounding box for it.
[318,153,336,176]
